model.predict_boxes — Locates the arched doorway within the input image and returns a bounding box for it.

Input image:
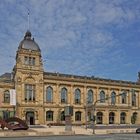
[26,112,35,125]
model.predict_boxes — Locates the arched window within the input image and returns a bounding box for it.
[87,90,93,104]
[61,111,65,121]
[4,90,10,103]
[74,89,81,104]
[46,111,53,121]
[132,92,136,106]
[61,88,67,103]
[96,112,103,124]
[120,112,126,124]
[46,86,53,102]
[131,112,137,124]
[121,92,127,104]
[109,112,115,124]
[111,92,116,105]
[100,91,105,103]
[75,111,81,121]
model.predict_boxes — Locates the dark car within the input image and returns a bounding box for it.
[136,128,140,133]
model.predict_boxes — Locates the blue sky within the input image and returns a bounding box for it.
[0,0,140,82]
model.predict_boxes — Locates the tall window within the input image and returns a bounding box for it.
[61,88,67,103]
[4,90,10,103]
[111,92,116,105]
[96,112,103,124]
[25,84,35,101]
[3,110,10,120]
[87,90,93,104]
[120,112,126,124]
[121,92,127,104]
[109,112,115,124]
[0,110,14,120]
[132,92,136,106]
[75,111,81,121]
[46,111,53,121]
[74,89,81,104]
[61,111,65,121]
[46,86,53,102]
[100,91,105,103]
[24,56,35,65]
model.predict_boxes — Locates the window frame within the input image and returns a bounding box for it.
[46,111,53,121]
[46,86,53,103]
[24,84,35,102]
[74,89,81,104]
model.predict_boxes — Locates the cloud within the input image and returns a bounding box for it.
[0,0,139,81]
[93,0,137,27]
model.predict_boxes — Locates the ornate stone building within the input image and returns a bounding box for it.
[0,31,140,125]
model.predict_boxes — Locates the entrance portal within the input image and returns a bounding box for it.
[26,112,35,125]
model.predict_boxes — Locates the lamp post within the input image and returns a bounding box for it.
[91,92,126,134]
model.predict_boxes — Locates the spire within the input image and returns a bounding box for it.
[28,9,30,31]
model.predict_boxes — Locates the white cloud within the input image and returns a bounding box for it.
[93,0,136,26]
[0,0,139,81]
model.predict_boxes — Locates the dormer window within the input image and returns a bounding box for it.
[24,56,35,66]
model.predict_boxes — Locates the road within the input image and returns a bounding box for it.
[0,134,140,140]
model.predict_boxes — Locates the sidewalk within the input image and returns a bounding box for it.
[0,126,93,137]
[0,125,137,137]
[30,125,93,135]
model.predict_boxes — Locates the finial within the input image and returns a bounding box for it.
[24,30,32,39]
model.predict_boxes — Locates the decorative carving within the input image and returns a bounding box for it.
[39,79,43,84]
[28,72,32,78]
[17,77,21,83]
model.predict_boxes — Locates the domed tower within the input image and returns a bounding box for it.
[15,30,43,71]
[13,31,44,125]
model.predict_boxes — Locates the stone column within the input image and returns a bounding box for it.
[128,90,131,107]
[103,110,109,125]
[56,83,59,104]
[126,111,131,124]
[84,86,87,126]
[115,110,120,124]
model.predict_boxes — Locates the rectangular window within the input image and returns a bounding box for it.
[25,84,35,102]
[29,57,32,65]
[24,56,35,66]
[24,56,28,65]
[46,111,53,121]
[32,57,35,65]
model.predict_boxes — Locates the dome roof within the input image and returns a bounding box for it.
[18,30,40,51]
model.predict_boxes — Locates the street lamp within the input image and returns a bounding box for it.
[91,92,126,134]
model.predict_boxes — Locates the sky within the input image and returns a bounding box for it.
[0,0,140,82]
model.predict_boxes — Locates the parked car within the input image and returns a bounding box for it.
[136,128,140,133]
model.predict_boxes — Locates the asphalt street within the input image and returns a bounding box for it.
[0,134,140,140]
